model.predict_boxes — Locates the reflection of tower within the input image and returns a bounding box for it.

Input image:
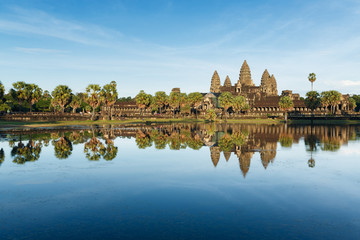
[238,151,254,178]
[210,146,221,167]
[260,142,277,169]
[223,151,231,161]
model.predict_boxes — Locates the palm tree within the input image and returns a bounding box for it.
[135,90,151,116]
[154,91,168,115]
[51,85,72,113]
[308,73,316,91]
[25,84,43,112]
[169,91,180,117]
[305,91,321,123]
[100,81,118,120]
[233,95,246,114]
[279,96,294,122]
[218,92,234,121]
[69,95,81,113]
[85,84,102,120]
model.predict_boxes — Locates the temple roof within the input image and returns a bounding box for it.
[224,75,232,87]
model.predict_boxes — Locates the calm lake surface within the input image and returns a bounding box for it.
[0,123,359,240]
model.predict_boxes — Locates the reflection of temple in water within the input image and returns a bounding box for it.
[1,123,359,177]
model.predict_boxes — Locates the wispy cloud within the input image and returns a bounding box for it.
[14,47,69,54]
[0,7,123,46]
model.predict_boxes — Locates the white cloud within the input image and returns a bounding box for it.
[340,80,360,86]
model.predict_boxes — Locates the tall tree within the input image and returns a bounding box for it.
[279,96,294,122]
[0,82,5,100]
[12,81,30,111]
[135,90,151,116]
[154,91,168,115]
[233,95,246,114]
[51,85,72,113]
[169,91,181,117]
[86,84,102,120]
[27,84,43,112]
[218,92,234,121]
[305,91,321,120]
[308,73,316,91]
[100,81,118,120]
[69,94,81,113]
[328,90,341,114]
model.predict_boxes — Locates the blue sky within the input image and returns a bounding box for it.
[0,0,359,97]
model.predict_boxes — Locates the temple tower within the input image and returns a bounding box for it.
[210,70,221,93]
[260,69,278,96]
[238,60,254,87]
[260,69,271,94]
[269,74,278,95]
[223,75,232,88]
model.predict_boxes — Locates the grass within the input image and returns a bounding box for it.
[0,118,205,128]
[1,117,359,129]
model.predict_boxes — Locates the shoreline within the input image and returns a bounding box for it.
[1,118,360,129]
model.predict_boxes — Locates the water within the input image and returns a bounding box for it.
[0,123,359,240]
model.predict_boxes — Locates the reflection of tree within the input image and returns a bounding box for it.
[218,134,233,152]
[187,133,203,150]
[84,137,105,161]
[0,148,4,166]
[279,134,293,148]
[320,139,341,152]
[169,132,181,150]
[308,157,315,168]
[136,131,152,149]
[11,140,42,164]
[305,135,319,152]
[151,130,168,150]
[53,136,73,159]
[103,139,118,161]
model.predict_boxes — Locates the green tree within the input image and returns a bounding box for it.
[70,94,81,113]
[0,82,5,100]
[51,85,72,113]
[27,84,43,112]
[349,97,357,111]
[308,73,316,91]
[169,91,181,117]
[233,95,246,114]
[154,91,168,115]
[12,81,30,111]
[100,81,118,119]
[188,92,203,118]
[322,90,341,114]
[350,95,360,112]
[218,92,234,121]
[135,90,151,116]
[305,91,321,119]
[86,84,102,120]
[279,96,294,122]
[205,109,217,121]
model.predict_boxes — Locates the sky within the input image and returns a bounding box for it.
[0,0,359,97]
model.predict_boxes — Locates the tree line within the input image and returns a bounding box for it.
[0,81,120,120]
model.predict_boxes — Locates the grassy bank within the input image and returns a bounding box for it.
[1,117,359,128]
[0,118,283,128]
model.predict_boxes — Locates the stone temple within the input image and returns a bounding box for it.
[210,60,279,105]
[203,60,311,113]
